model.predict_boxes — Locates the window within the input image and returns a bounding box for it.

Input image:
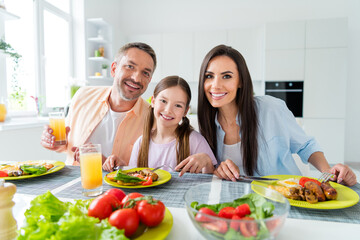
[4,0,72,115]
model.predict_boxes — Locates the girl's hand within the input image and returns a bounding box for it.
[214,159,240,182]
[102,154,126,172]
[175,153,214,177]
[329,163,357,186]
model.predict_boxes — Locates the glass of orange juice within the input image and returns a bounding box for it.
[0,97,7,122]
[48,112,67,145]
[79,144,103,197]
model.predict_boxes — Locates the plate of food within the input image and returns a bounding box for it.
[0,160,65,180]
[104,167,172,188]
[251,175,359,209]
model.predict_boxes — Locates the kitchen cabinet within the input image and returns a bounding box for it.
[85,18,113,86]
[228,27,265,81]
[162,33,194,82]
[306,18,347,49]
[266,21,306,50]
[302,119,345,164]
[265,49,305,81]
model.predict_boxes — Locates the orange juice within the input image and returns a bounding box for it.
[49,112,66,145]
[80,152,103,189]
[0,104,6,122]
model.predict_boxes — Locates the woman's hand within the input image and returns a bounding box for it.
[214,159,240,182]
[175,153,215,177]
[102,154,126,172]
[328,163,357,186]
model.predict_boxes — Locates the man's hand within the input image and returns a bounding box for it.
[40,125,70,151]
[214,159,240,182]
[102,154,127,172]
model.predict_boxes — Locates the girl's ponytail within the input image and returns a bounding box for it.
[137,105,154,167]
[176,116,193,164]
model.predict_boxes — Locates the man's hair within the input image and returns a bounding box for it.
[115,42,157,70]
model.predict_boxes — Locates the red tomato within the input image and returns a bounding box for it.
[218,206,236,219]
[230,214,241,231]
[299,177,321,187]
[239,217,258,237]
[137,199,165,227]
[235,203,251,218]
[109,208,139,237]
[88,194,122,220]
[142,176,153,186]
[0,171,8,177]
[202,220,228,234]
[105,188,126,203]
[121,192,144,208]
[195,207,217,222]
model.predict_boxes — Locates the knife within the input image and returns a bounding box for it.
[236,175,279,182]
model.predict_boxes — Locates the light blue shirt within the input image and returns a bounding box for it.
[215,95,322,176]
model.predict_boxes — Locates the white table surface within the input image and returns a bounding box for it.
[12,193,360,240]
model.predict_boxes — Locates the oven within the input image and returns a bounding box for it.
[265,81,304,117]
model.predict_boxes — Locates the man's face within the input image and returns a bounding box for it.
[111,48,155,101]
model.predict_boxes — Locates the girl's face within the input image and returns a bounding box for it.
[204,55,241,108]
[151,86,189,129]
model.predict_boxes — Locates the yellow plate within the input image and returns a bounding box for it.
[251,175,360,209]
[0,160,65,180]
[104,168,172,189]
[135,207,173,240]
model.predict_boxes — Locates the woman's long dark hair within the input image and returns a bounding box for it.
[197,45,259,175]
[138,76,193,167]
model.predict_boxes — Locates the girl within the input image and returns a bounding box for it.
[197,44,357,186]
[128,76,217,175]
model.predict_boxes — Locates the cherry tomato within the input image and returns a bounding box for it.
[105,188,126,203]
[88,194,121,220]
[299,177,321,187]
[142,176,153,186]
[239,217,258,237]
[235,203,251,218]
[195,207,217,222]
[0,171,8,177]
[202,220,228,234]
[230,214,242,231]
[109,208,139,237]
[137,199,165,227]
[218,206,236,219]
[121,192,144,208]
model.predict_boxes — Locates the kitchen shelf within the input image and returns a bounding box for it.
[88,37,108,44]
[88,76,112,80]
[88,57,110,62]
[0,8,19,21]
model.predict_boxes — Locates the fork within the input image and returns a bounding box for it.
[150,164,175,172]
[318,172,335,183]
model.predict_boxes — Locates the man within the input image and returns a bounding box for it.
[41,42,156,172]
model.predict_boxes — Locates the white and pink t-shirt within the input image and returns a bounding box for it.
[128,130,218,171]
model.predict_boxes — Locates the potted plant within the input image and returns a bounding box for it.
[101,64,108,77]
[0,38,25,110]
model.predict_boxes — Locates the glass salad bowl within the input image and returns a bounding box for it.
[184,182,290,240]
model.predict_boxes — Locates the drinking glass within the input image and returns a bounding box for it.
[0,98,7,122]
[48,112,67,145]
[79,144,103,197]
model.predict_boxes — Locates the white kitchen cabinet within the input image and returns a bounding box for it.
[302,119,345,164]
[162,33,194,82]
[194,31,227,82]
[227,27,265,81]
[266,21,306,50]
[303,48,347,119]
[127,34,163,82]
[85,18,113,86]
[306,18,348,49]
[265,49,305,81]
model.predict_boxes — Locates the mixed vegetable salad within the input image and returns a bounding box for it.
[191,193,278,239]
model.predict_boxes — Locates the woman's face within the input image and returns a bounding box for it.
[204,55,241,108]
[151,86,189,129]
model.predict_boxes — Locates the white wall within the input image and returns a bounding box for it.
[84,0,360,163]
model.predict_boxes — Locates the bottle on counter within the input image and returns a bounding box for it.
[0,179,17,240]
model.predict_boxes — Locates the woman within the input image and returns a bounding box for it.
[197,44,357,186]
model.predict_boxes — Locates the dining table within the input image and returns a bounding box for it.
[6,165,360,240]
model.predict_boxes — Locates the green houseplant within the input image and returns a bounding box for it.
[0,38,25,110]
[101,64,108,77]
